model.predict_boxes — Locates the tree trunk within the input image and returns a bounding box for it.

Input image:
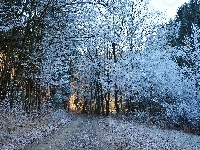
[114,84,119,113]
[95,80,101,115]
[105,93,110,116]
[100,83,105,115]
[90,84,93,115]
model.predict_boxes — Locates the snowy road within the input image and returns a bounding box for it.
[24,115,108,150]
[24,114,200,150]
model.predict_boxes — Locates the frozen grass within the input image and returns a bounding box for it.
[99,116,200,149]
[0,109,73,150]
[1,111,200,150]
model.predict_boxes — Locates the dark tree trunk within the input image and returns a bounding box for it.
[100,83,105,115]
[112,43,117,63]
[95,80,101,115]
[114,84,119,113]
[126,96,132,116]
[90,83,93,115]
[105,93,110,116]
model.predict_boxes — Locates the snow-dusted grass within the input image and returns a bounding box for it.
[98,116,200,150]
[0,109,73,150]
[1,111,200,150]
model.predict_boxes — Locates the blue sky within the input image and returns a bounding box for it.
[150,0,189,19]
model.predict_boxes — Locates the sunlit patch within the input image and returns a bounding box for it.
[69,93,77,112]
[69,93,84,113]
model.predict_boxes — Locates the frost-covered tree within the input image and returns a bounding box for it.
[40,0,101,109]
[0,0,51,111]
[175,0,200,45]
[0,0,80,111]
[73,0,166,115]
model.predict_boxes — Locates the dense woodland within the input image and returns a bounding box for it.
[0,0,200,132]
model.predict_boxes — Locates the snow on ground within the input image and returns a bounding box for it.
[100,117,200,149]
[1,110,200,150]
[24,114,200,150]
[0,109,74,150]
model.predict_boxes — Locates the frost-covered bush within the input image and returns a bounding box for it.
[50,93,63,109]
[166,78,200,127]
[108,26,199,129]
[115,24,200,128]
[165,24,200,127]
[116,47,182,108]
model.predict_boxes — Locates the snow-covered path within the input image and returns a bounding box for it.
[23,114,200,150]
[24,115,107,150]
[24,115,97,149]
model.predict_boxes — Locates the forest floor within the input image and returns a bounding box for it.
[23,113,200,150]
[1,110,200,150]
[0,109,74,149]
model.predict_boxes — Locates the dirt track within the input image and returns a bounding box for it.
[24,115,109,150]
[24,114,200,150]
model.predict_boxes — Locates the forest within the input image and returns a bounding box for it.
[0,0,200,149]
